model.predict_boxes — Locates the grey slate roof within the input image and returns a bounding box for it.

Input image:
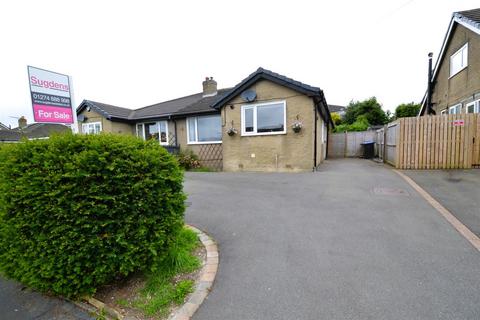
[1,123,70,142]
[131,88,231,119]
[328,104,347,113]
[78,100,134,120]
[211,67,322,109]
[210,67,333,127]
[455,8,480,30]
[0,130,21,142]
[78,88,232,121]
[77,67,333,126]
[0,122,9,130]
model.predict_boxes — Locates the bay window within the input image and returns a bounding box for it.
[136,121,168,145]
[241,101,286,136]
[187,115,222,144]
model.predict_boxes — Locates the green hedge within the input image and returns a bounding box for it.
[0,133,186,297]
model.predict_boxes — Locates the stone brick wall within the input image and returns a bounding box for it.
[221,80,318,172]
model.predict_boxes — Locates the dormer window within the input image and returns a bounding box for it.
[450,43,468,77]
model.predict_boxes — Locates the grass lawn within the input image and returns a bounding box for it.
[95,227,203,319]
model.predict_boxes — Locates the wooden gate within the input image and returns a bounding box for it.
[395,114,480,169]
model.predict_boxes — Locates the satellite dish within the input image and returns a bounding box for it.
[241,89,257,102]
[77,115,86,122]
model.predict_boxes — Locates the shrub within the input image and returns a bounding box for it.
[395,102,421,118]
[334,115,370,132]
[176,150,200,170]
[344,97,388,126]
[0,133,186,297]
[331,112,343,126]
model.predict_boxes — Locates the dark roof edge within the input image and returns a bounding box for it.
[211,67,332,126]
[77,100,112,119]
[211,68,321,110]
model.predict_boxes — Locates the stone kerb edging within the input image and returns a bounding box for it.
[73,225,219,320]
[169,225,219,320]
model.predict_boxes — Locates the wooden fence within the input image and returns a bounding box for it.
[329,131,376,158]
[389,114,480,169]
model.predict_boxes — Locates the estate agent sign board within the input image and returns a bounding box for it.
[27,66,74,124]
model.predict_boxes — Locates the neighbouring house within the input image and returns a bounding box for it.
[77,67,333,172]
[420,8,480,116]
[0,122,9,130]
[328,104,347,117]
[0,116,70,143]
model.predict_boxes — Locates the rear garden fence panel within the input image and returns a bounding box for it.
[329,131,376,158]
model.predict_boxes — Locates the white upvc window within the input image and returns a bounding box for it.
[136,121,169,145]
[82,122,102,134]
[187,115,222,144]
[449,103,462,114]
[466,99,480,114]
[241,101,286,136]
[450,43,468,77]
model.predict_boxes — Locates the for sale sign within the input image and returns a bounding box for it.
[27,66,74,124]
[453,119,465,126]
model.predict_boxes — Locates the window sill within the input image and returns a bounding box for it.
[449,66,467,79]
[187,141,222,145]
[241,131,287,137]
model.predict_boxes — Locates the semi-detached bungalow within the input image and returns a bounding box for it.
[77,68,333,172]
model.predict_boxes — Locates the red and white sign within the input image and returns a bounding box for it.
[453,119,465,126]
[27,66,74,124]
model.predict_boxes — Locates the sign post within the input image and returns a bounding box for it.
[27,66,76,131]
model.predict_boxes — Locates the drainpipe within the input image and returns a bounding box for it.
[173,118,178,147]
[426,52,436,115]
[313,103,318,171]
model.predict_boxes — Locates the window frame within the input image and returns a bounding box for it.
[440,109,447,115]
[450,42,468,78]
[135,121,169,145]
[466,99,480,114]
[186,115,222,145]
[241,100,287,137]
[449,103,462,115]
[82,121,102,134]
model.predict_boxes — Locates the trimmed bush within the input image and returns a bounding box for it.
[0,133,186,297]
[176,150,200,170]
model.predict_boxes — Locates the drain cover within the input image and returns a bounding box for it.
[373,187,409,196]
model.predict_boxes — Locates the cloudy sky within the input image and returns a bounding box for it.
[0,0,478,127]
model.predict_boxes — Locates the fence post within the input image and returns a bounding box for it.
[344,131,348,158]
[383,125,387,163]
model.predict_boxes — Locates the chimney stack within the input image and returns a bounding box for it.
[202,77,217,97]
[18,116,27,129]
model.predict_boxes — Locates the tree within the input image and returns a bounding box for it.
[344,97,388,126]
[395,102,421,118]
[331,112,343,126]
[334,114,369,132]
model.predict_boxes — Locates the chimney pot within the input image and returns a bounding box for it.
[18,116,27,129]
[202,77,217,97]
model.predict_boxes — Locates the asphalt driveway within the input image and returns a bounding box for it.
[0,277,93,320]
[403,169,480,237]
[184,159,480,320]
